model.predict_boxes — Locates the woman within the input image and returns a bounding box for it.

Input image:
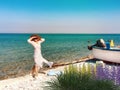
[27,34,53,78]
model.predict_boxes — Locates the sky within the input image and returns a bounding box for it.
[0,0,120,33]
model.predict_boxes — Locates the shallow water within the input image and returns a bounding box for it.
[0,34,120,79]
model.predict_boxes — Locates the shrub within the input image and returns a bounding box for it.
[46,65,119,90]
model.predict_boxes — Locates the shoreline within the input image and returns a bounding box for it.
[1,55,119,90]
[0,55,93,80]
[0,61,89,90]
[0,56,94,90]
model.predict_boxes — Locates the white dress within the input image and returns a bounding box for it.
[27,38,51,68]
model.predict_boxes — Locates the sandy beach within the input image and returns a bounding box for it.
[0,66,65,90]
[0,55,94,90]
[0,56,93,90]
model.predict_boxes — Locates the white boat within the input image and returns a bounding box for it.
[92,47,120,63]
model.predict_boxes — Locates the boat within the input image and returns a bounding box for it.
[92,47,120,63]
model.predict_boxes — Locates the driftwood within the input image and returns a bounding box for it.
[53,56,93,67]
[41,55,94,71]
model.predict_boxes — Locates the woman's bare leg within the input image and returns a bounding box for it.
[43,59,53,68]
[31,64,40,78]
[31,65,36,78]
[35,65,40,76]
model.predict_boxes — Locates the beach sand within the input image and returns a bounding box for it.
[0,56,93,90]
[0,66,65,90]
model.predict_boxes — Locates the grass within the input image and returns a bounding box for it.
[46,65,119,90]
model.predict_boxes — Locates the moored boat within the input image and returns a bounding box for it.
[92,47,120,63]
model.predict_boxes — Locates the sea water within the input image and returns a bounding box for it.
[0,34,120,79]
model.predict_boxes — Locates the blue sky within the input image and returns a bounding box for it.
[0,0,120,33]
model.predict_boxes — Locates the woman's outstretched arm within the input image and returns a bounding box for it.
[27,37,37,46]
[40,38,45,43]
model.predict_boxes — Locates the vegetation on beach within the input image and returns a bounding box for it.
[46,62,120,90]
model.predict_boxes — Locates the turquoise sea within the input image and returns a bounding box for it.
[0,34,120,79]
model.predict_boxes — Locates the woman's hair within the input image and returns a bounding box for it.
[30,34,41,41]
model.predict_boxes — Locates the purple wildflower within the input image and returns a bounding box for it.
[102,65,110,80]
[96,64,105,80]
[115,65,120,85]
